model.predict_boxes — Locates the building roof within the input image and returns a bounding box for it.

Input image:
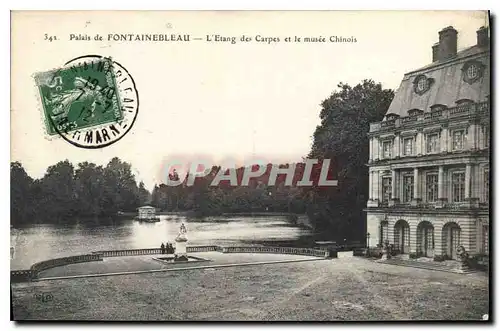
[385,44,490,118]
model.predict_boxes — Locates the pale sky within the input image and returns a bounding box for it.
[11,11,487,190]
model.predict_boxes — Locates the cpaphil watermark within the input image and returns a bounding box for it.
[161,158,338,188]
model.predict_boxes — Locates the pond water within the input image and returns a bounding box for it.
[10,215,314,269]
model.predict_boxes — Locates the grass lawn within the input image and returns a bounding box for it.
[11,256,489,321]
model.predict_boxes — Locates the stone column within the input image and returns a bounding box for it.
[389,169,399,207]
[438,166,444,199]
[468,124,476,150]
[465,164,471,199]
[372,171,379,201]
[441,127,448,153]
[369,138,373,162]
[434,224,443,257]
[437,165,447,208]
[394,135,400,158]
[413,168,419,199]
[391,170,397,200]
[415,132,422,155]
[411,168,420,207]
[375,138,380,160]
[409,224,418,254]
[368,171,373,199]
[447,129,452,151]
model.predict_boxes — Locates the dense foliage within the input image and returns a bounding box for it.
[11,158,150,226]
[150,164,315,216]
[305,80,394,241]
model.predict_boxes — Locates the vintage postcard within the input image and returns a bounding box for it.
[10,11,490,321]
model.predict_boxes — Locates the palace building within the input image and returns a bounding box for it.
[366,26,490,260]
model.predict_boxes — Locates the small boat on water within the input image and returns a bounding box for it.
[135,205,161,222]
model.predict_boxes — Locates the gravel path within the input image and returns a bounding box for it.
[11,256,489,321]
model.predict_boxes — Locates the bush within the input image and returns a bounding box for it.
[365,247,382,258]
[467,254,489,271]
[353,248,366,256]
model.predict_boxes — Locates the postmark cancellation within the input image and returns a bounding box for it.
[34,56,139,149]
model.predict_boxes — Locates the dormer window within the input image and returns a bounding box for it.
[430,104,447,112]
[413,74,434,95]
[385,114,399,121]
[462,60,485,84]
[408,109,423,117]
[456,99,474,106]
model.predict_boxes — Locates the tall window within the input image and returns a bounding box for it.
[452,172,465,202]
[402,174,414,203]
[382,140,393,159]
[452,130,466,151]
[426,133,439,153]
[426,173,439,202]
[484,169,489,203]
[382,177,392,202]
[403,137,414,156]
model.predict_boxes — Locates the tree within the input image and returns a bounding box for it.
[74,162,105,217]
[103,157,140,212]
[11,162,34,225]
[307,80,394,240]
[138,181,151,206]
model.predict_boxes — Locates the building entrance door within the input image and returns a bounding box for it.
[443,222,461,260]
[394,220,410,254]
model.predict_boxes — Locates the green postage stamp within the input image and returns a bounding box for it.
[34,56,139,149]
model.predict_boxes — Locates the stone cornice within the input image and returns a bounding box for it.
[364,207,489,216]
[367,149,489,168]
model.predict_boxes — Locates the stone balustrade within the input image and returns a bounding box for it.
[12,245,334,283]
[220,246,329,257]
[94,248,163,257]
[369,101,489,133]
[29,254,103,278]
[187,245,218,252]
[11,269,33,283]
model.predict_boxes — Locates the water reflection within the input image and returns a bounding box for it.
[10,215,313,269]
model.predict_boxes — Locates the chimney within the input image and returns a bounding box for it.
[432,43,440,62]
[438,26,458,61]
[477,26,489,47]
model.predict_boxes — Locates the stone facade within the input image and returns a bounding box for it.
[366,26,490,260]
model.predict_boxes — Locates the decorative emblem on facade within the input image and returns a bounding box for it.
[462,60,485,84]
[413,74,434,95]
